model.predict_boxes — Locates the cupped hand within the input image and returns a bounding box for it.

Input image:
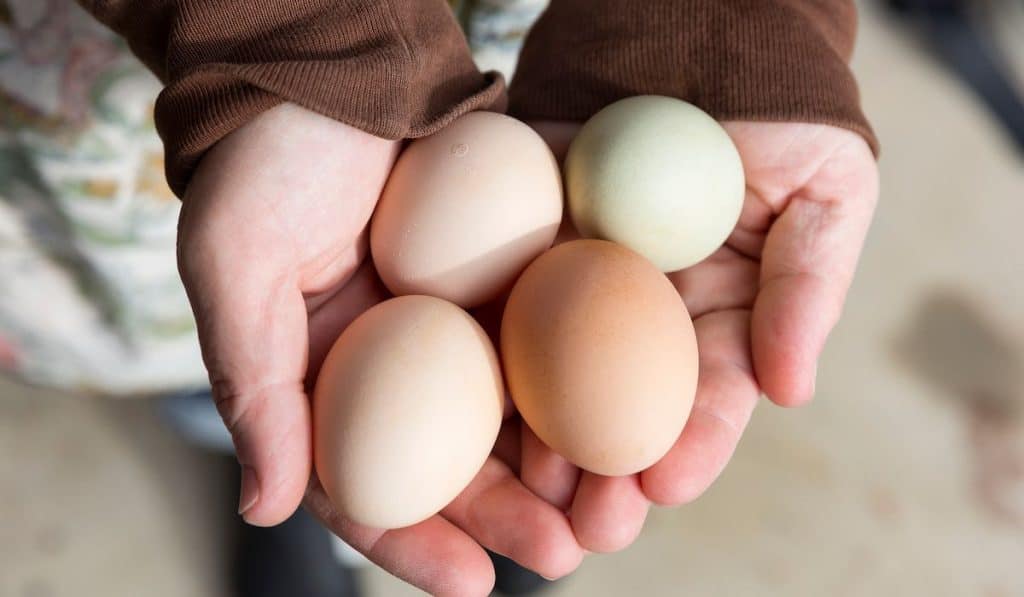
[179,103,582,596]
[517,120,880,552]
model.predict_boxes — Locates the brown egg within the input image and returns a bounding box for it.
[313,295,503,529]
[501,240,698,476]
[371,111,563,309]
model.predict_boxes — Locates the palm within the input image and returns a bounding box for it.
[518,121,879,550]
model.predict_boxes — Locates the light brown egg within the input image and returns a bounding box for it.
[501,240,698,476]
[370,111,563,308]
[313,295,503,529]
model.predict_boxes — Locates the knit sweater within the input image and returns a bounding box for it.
[78,0,876,197]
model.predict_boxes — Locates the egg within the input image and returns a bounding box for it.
[371,111,563,308]
[313,295,503,529]
[565,95,745,272]
[501,239,698,476]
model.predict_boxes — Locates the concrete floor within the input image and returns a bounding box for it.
[3,3,1024,596]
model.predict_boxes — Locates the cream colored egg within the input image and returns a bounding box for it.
[371,111,563,308]
[313,295,503,529]
[565,95,745,272]
[501,239,698,476]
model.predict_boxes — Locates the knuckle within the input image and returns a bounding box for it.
[210,378,251,435]
[209,378,298,438]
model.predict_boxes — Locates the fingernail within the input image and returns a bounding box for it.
[238,465,259,517]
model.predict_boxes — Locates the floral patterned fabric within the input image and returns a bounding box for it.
[0,0,547,397]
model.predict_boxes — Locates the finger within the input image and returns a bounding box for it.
[304,257,390,390]
[176,186,313,528]
[520,423,580,512]
[569,473,649,553]
[178,195,313,526]
[302,229,369,313]
[752,136,879,406]
[305,479,495,597]
[467,296,517,420]
[177,104,398,527]
[442,458,584,580]
[668,246,759,319]
[641,310,760,506]
[493,418,523,473]
[184,265,312,526]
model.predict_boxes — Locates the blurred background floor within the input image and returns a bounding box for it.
[2,2,1023,596]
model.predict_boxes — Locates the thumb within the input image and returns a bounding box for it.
[182,248,312,526]
[175,103,399,526]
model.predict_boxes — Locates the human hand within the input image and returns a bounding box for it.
[516,120,880,552]
[179,103,583,596]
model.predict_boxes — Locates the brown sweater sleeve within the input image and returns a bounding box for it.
[77,0,506,197]
[508,0,878,153]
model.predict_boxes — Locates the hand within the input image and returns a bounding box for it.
[516,121,880,552]
[179,103,582,596]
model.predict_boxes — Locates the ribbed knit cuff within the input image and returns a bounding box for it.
[141,0,505,197]
[508,0,877,155]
